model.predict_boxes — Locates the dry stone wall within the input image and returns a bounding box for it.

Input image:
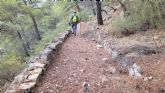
[5,30,71,93]
[94,30,142,78]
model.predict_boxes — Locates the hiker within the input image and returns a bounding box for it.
[69,12,79,36]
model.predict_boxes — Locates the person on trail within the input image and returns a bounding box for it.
[69,12,79,36]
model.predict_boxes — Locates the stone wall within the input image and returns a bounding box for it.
[94,30,142,78]
[5,30,71,93]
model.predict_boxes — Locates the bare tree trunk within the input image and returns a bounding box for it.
[92,2,96,16]
[30,15,41,41]
[96,1,103,25]
[17,31,30,57]
[23,0,41,41]
[9,18,30,57]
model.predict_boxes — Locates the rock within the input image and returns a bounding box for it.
[96,44,103,48]
[27,73,40,81]
[144,76,153,81]
[91,38,95,41]
[102,58,110,64]
[33,68,43,74]
[125,52,139,58]
[159,89,165,93]
[96,27,99,29]
[102,58,108,61]
[19,82,35,89]
[28,62,45,70]
[38,48,52,62]
[108,67,116,74]
[49,89,54,93]
[82,82,90,92]
[154,36,159,40]
[80,69,85,73]
[45,43,56,50]
[129,63,142,78]
[101,75,108,83]
[148,76,153,80]
[144,77,148,81]
[83,82,89,87]
[133,63,141,72]
[14,74,24,83]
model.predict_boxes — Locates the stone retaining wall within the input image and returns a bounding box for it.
[5,30,71,93]
[94,30,142,78]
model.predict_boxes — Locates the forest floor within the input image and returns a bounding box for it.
[33,28,121,93]
[33,6,165,93]
[34,23,137,93]
[33,20,165,93]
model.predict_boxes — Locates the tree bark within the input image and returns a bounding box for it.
[17,31,30,57]
[30,15,41,41]
[23,0,41,41]
[91,2,96,16]
[96,1,103,25]
[9,18,30,57]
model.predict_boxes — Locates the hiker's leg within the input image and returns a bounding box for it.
[75,24,77,32]
[73,24,77,36]
[71,24,74,34]
[72,24,75,32]
[74,24,77,36]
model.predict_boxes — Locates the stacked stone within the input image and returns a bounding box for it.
[94,30,142,78]
[5,30,71,93]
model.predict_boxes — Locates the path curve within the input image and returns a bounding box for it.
[34,33,114,93]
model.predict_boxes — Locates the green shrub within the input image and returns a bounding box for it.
[30,20,68,56]
[112,0,165,36]
[112,14,146,35]
[0,51,25,86]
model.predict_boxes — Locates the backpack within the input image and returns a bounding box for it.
[72,16,78,23]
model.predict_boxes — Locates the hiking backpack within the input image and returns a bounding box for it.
[72,16,78,23]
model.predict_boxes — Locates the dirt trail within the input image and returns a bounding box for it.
[33,31,116,93]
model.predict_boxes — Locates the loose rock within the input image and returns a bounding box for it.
[96,44,103,48]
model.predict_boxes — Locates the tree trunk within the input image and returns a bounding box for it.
[96,1,103,25]
[30,15,41,41]
[23,0,41,41]
[92,2,96,16]
[17,31,30,57]
[9,18,30,57]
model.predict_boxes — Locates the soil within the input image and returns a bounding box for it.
[34,34,120,93]
[33,23,139,93]
[33,4,165,93]
[33,21,165,93]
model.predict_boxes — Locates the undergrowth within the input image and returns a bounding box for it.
[111,0,165,36]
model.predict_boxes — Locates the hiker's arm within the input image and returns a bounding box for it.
[71,16,74,23]
[69,16,73,25]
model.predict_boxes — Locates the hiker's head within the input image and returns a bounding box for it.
[73,12,76,16]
